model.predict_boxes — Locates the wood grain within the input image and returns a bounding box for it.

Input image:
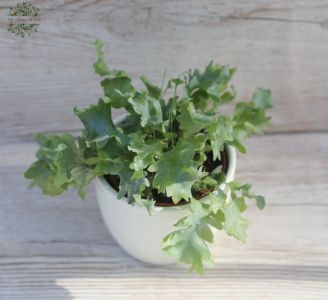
[0,133,327,299]
[1,0,328,144]
[1,1,328,298]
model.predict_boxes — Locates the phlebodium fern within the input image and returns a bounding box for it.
[25,40,273,273]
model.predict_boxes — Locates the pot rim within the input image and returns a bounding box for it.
[96,113,237,211]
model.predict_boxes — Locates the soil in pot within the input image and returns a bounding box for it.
[105,148,228,207]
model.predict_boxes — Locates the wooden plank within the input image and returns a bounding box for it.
[1,0,328,144]
[0,133,327,299]
[0,260,327,300]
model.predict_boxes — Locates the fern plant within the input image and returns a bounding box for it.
[25,40,273,273]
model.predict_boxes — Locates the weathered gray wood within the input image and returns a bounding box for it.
[1,0,328,144]
[1,1,328,298]
[0,133,327,299]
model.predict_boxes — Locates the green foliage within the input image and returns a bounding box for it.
[162,200,216,274]
[25,39,273,274]
[149,137,207,203]
[25,133,94,198]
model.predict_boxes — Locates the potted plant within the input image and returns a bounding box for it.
[25,40,273,274]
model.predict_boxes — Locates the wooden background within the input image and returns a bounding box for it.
[0,0,327,299]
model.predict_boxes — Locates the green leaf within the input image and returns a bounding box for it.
[185,62,236,110]
[101,76,135,108]
[128,93,163,127]
[201,176,217,187]
[74,99,129,146]
[255,195,266,210]
[231,126,248,153]
[150,139,206,203]
[167,77,184,89]
[196,223,214,243]
[24,133,94,198]
[203,209,225,230]
[220,86,236,104]
[233,196,247,212]
[208,189,226,213]
[228,181,266,210]
[70,166,95,198]
[128,133,164,154]
[177,101,215,137]
[95,156,149,203]
[128,134,165,179]
[206,116,234,159]
[252,88,273,109]
[133,194,162,215]
[94,159,118,176]
[118,168,149,203]
[128,133,164,179]
[140,75,161,99]
[162,200,214,274]
[25,160,65,195]
[231,99,272,152]
[222,201,248,242]
[93,39,111,76]
[234,102,271,134]
[118,113,142,134]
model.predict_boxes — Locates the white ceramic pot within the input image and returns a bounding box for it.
[95,116,237,264]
